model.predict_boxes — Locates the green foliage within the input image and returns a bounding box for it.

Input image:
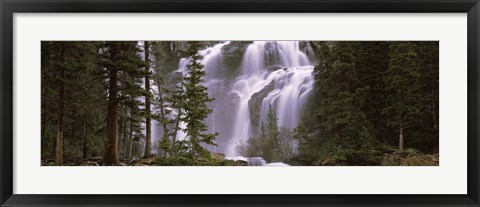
[383,42,421,134]
[236,105,297,164]
[305,42,375,165]
[235,138,263,158]
[299,41,438,165]
[150,41,184,158]
[410,42,439,153]
[181,42,219,158]
[332,149,382,166]
[154,156,247,166]
[155,133,172,158]
[101,41,145,164]
[276,127,296,163]
[42,41,146,164]
[41,41,439,166]
[41,42,107,159]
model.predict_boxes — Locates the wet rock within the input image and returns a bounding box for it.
[222,41,252,70]
[248,81,275,135]
[235,160,248,166]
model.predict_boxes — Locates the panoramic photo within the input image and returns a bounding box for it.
[41,41,439,166]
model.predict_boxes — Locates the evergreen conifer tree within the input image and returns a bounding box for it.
[383,42,421,152]
[181,42,218,158]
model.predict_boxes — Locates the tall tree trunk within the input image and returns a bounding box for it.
[117,106,123,160]
[431,50,439,154]
[158,82,169,157]
[144,41,152,158]
[127,118,133,160]
[55,67,65,166]
[171,85,184,156]
[172,116,180,154]
[122,107,128,160]
[41,111,46,156]
[399,88,405,152]
[433,112,438,153]
[432,76,438,154]
[82,119,87,159]
[399,114,404,152]
[104,68,118,165]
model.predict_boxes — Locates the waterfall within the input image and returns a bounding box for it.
[173,41,315,158]
[240,41,265,75]
[226,41,314,157]
[275,41,310,67]
[259,67,314,129]
[176,41,230,77]
[173,41,231,143]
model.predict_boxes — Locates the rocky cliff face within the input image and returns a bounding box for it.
[221,41,252,77]
[248,81,275,136]
[153,41,220,72]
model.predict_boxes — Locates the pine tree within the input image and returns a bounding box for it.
[100,41,144,165]
[300,42,376,165]
[151,42,176,157]
[169,81,186,155]
[355,42,391,144]
[425,42,439,153]
[263,104,279,162]
[41,41,102,165]
[383,42,421,152]
[412,41,439,153]
[54,43,66,166]
[41,43,58,159]
[181,42,218,158]
[69,42,104,160]
[143,41,153,158]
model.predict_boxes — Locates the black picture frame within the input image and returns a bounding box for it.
[1,0,479,206]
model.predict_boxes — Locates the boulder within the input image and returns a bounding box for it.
[211,152,225,161]
[133,156,157,166]
[235,160,248,166]
[382,151,439,166]
[402,155,438,166]
[320,158,334,166]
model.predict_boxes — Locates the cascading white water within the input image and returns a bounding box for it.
[247,157,290,166]
[303,42,315,60]
[225,41,315,157]
[240,41,266,75]
[174,41,231,143]
[172,41,315,158]
[260,67,314,129]
[176,41,230,77]
[275,41,310,67]
[227,70,285,156]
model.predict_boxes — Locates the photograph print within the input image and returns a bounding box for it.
[41,41,439,166]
